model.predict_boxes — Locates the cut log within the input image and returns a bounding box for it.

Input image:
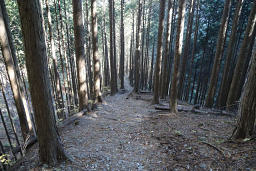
[58,109,87,128]
[139,90,152,94]
[155,105,235,117]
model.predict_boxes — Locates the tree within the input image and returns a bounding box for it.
[109,0,118,95]
[17,0,67,164]
[153,0,166,104]
[149,38,156,90]
[160,0,173,98]
[134,0,142,92]
[205,0,231,108]
[85,0,93,99]
[217,0,244,107]
[91,0,103,104]
[178,0,195,100]
[185,0,200,101]
[144,0,153,90]
[232,50,256,139]
[120,0,125,89]
[226,1,256,111]
[103,1,110,87]
[45,0,66,118]
[72,0,89,111]
[0,2,34,141]
[170,0,186,113]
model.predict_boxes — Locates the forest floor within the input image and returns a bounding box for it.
[13,79,256,170]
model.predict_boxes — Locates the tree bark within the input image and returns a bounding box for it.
[160,0,173,98]
[108,0,118,95]
[119,0,125,89]
[72,0,89,111]
[45,0,65,119]
[103,5,110,87]
[153,0,166,104]
[149,38,156,91]
[17,0,67,164]
[134,0,142,93]
[112,0,118,92]
[91,0,102,104]
[129,11,135,86]
[0,3,33,141]
[178,0,195,100]
[217,0,244,108]
[226,1,256,111]
[205,0,231,108]
[232,50,256,139]
[185,0,200,101]
[170,0,186,113]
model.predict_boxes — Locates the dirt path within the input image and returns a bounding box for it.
[16,80,256,170]
[61,81,168,170]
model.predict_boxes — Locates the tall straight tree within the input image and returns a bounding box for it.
[103,1,110,87]
[160,0,173,98]
[109,0,118,95]
[45,0,65,118]
[73,0,88,111]
[120,0,125,89]
[134,0,142,92]
[217,0,244,107]
[178,0,195,99]
[170,0,186,113]
[232,50,256,139]
[91,0,102,104]
[112,0,118,88]
[205,0,231,108]
[185,0,200,101]
[0,3,33,141]
[226,1,256,110]
[153,0,166,104]
[17,0,67,164]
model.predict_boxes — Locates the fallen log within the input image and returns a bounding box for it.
[139,90,152,94]
[155,105,235,117]
[58,109,87,128]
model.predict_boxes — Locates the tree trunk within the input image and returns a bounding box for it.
[108,0,118,95]
[226,1,256,111]
[129,11,135,86]
[17,0,67,164]
[185,0,200,101]
[170,0,186,113]
[72,0,89,111]
[58,0,71,115]
[160,0,173,98]
[140,0,146,90]
[149,38,156,91]
[205,0,231,108]
[83,0,93,99]
[91,0,102,104]
[64,0,78,107]
[119,0,125,89]
[166,0,177,95]
[0,3,34,141]
[217,0,244,108]
[232,50,256,139]
[134,0,142,93]
[112,0,118,91]
[45,0,65,119]
[238,26,256,96]
[178,0,195,100]
[103,6,110,87]
[153,0,166,104]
